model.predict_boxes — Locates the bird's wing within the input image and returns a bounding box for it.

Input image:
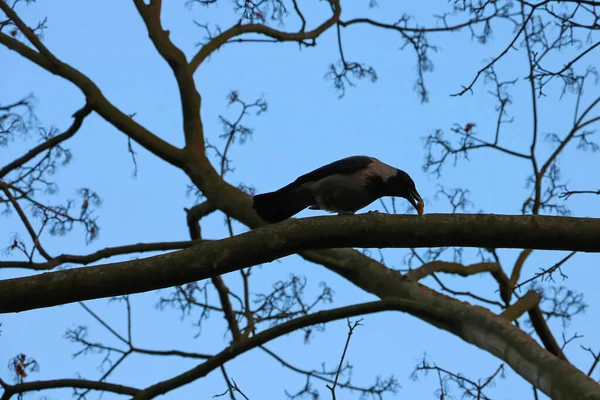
[292,156,374,186]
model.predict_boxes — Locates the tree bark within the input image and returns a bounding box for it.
[2,213,600,314]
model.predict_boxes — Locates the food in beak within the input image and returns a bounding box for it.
[416,201,425,216]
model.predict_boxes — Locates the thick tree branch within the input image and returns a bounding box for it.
[0,378,139,399]
[3,213,600,313]
[0,239,202,271]
[189,0,341,71]
[132,0,205,152]
[302,249,599,400]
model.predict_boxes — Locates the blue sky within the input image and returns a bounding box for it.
[1,1,599,399]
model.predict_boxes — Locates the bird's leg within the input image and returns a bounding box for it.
[337,211,355,216]
[366,210,380,214]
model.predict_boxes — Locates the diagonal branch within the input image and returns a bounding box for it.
[500,290,541,322]
[0,183,52,261]
[0,103,91,178]
[528,305,568,361]
[451,9,535,96]
[538,97,600,179]
[131,298,443,400]
[0,239,202,271]
[0,3,185,168]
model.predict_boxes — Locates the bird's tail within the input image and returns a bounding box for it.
[253,188,313,223]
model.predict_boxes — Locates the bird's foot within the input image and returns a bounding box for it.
[367,210,380,214]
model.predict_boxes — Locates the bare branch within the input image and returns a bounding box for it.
[406,260,502,282]
[3,213,600,313]
[512,251,576,293]
[0,182,52,260]
[500,290,541,322]
[0,377,139,400]
[0,103,91,178]
[0,239,202,271]
[451,9,534,96]
[260,346,397,397]
[528,304,569,361]
[0,3,185,167]
[326,319,362,399]
[189,0,341,71]
[131,298,442,400]
[560,188,600,199]
[132,0,205,150]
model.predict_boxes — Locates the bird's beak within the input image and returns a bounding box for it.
[408,189,423,211]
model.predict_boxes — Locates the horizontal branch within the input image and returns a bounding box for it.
[0,239,202,271]
[2,213,600,313]
[406,261,502,281]
[0,378,139,399]
[339,12,504,33]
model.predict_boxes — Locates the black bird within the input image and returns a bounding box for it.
[252,155,424,223]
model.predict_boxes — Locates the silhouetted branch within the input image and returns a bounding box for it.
[0,2,186,167]
[581,346,600,376]
[0,377,139,400]
[214,372,249,400]
[4,213,600,313]
[560,188,600,200]
[512,251,576,293]
[326,319,362,399]
[451,9,534,96]
[131,299,436,400]
[412,355,505,399]
[189,0,341,71]
[0,239,201,271]
[325,23,377,98]
[260,345,397,398]
[0,103,91,178]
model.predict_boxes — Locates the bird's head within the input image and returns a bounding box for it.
[386,170,423,213]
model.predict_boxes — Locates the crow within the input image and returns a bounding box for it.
[252,155,424,223]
